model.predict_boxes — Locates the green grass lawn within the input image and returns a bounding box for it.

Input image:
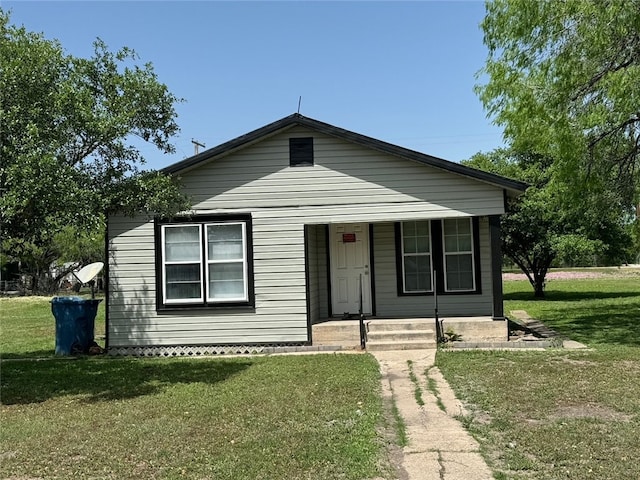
[0,298,391,480]
[3,273,639,479]
[504,276,640,346]
[1,295,106,359]
[437,273,640,480]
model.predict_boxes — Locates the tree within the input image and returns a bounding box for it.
[0,11,190,293]
[465,149,632,297]
[478,0,640,205]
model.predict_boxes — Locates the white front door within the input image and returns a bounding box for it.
[330,223,372,316]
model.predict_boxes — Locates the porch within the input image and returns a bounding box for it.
[311,316,508,351]
[304,218,506,330]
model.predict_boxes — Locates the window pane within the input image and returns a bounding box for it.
[403,221,416,236]
[165,264,201,299]
[208,262,245,300]
[165,226,200,262]
[456,219,471,234]
[416,221,429,237]
[405,272,419,291]
[443,219,458,235]
[444,219,472,253]
[403,236,417,254]
[404,256,417,275]
[444,235,458,252]
[445,254,474,291]
[416,256,432,290]
[403,221,429,254]
[404,255,431,292]
[208,224,243,260]
[458,235,472,252]
[417,235,430,253]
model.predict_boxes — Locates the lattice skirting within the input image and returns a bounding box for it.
[107,343,310,357]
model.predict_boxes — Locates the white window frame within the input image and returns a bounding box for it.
[442,218,476,292]
[160,221,249,305]
[400,220,433,293]
[205,222,248,303]
[161,224,204,305]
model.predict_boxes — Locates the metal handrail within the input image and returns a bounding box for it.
[359,273,367,349]
[433,269,444,342]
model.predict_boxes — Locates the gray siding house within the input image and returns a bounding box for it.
[107,114,526,355]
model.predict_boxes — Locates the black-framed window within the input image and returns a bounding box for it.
[400,221,432,293]
[395,218,481,296]
[156,215,254,309]
[442,218,475,292]
[289,137,314,167]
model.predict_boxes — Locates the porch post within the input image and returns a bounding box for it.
[489,215,504,320]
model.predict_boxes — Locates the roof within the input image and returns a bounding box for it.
[163,113,528,194]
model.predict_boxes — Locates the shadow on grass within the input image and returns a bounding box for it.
[1,350,60,360]
[0,357,253,406]
[505,286,640,346]
[543,304,640,346]
[504,290,640,302]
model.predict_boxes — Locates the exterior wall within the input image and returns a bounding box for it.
[181,126,505,222]
[372,221,494,317]
[108,125,506,347]
[109,216,308,347]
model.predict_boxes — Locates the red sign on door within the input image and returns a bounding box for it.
[342,233,356,243]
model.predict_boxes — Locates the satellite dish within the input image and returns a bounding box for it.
[75,262,104,284]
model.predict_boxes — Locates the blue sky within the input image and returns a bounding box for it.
[3,1,504,170]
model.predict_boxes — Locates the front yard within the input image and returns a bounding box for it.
[0,297,391,479]
[437,271,640,479]
[2,268,639,479]
[1,354,390,479]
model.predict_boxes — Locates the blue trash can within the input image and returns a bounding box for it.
[51,297,102,355]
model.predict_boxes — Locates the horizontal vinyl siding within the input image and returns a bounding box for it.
[180,126,505,219]
[108,125,506,347]
[372,221,493,317]
[108,215,309,347]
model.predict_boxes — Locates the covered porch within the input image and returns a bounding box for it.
[303,216,506,346]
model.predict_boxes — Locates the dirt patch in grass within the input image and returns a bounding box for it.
[551,404,633,423]
[616,360,640,371]
[5,477,45,480]
[463,406,492,426]
[503,267,640,281]
[556,357,597,366]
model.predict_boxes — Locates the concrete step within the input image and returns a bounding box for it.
[366,329,435,343]
[366,340,437,351]
[367,320,436,332]
[312,321,361,347]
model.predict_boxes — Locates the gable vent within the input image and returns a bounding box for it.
[289,137,314,167]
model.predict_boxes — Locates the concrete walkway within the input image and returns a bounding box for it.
[373,350,493,480]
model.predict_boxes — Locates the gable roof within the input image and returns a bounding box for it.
[163,113,527,194]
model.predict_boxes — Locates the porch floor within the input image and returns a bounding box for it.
[312,316,508,349]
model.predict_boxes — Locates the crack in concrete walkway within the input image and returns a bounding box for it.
[373,350,493,480]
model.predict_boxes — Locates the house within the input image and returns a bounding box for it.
[106,114,526,355]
